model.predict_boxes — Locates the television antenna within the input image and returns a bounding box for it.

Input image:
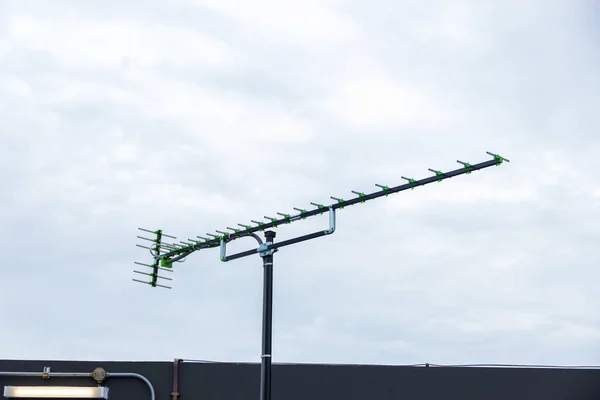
[134,151,509,400]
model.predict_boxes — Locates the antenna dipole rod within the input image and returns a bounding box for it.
[134,261,173,273]
[138,228,176,239]
[133,278,171,289]
[486,151,510,162]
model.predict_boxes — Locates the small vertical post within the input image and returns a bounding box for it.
[260,230,276,400]
[152,230,163,287]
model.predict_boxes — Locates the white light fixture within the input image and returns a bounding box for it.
[4,385,109,398]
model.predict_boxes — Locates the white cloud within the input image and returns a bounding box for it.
[7,15,238,70]
[317,74,465,131]
[191,0,361,44]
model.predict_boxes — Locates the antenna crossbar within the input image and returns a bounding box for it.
[156,154,507,261]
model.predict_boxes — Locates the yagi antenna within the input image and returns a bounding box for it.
[133,151,509,400]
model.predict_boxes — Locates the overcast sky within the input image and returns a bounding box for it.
[1,0,599,366]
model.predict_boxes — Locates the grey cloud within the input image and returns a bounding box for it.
[1,0,599,366]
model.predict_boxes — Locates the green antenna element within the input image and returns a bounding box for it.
[456,160,473,173]
[487,151,510,165]
[401,176,417,189]
[276,212,292,223]
[264,216,279,228]
[330,196,345,209]
[251,220,266,230]
[428,168,444,182]
[351,190,367,203]
[310,202,327,211]
[375,184,390,196]
[293,207,308,219]
[133,151,510,400]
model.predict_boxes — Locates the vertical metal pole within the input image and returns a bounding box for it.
[260,230,276,400]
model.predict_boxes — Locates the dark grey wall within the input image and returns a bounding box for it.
[1,359,599,400]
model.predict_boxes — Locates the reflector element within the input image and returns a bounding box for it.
[4,385,109,398]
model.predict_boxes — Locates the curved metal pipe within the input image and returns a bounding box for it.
[245,232,264,245]
[220,232,263,261]
[0,369,155,400]
[107,372,155,400]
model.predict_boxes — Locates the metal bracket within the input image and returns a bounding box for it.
[220,238,226,261]
[220,208,336,262]
[220,232,264,262]
[220,237,278,260]
[324,206,336,235]
[258,242,277,257]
